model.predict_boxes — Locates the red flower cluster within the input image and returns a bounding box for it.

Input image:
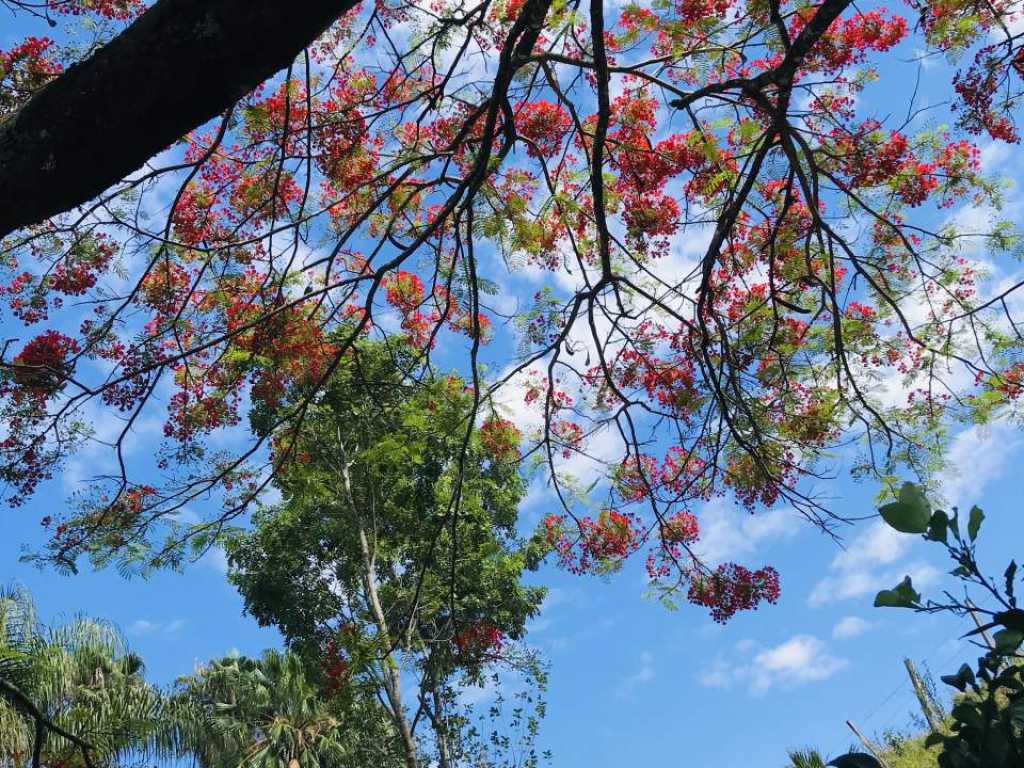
[550,418,584,458]
[1,37,62,116]
[138,260,192,315]
[515,99,572,158]
[382,271,442,348]
[953,47,1021,143]
[792,8,907,72]
[51,236,116,296]
[602,94,714,254]
[50,0,144,19]
[688,563,781,623]
[829,121,953,206]
[322,638,351,696]
[479,416,521,462]
[984,362,1024,400]
[543,509,644,575]
[661,510,699,544]
[645,511,700,581]
[9,331,79,401]
[673,0,731,25]
[2,272,49,324]
[453,621,505,658]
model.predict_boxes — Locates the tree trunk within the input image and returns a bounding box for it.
[333,432,420,768]
[0,0,357,239]
[357,523,420,768]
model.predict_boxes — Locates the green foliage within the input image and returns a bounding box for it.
[170,650,402,768]
[231,338,543,666]
[828,755,885,768]
[874,484,1024,768]
[879,483,931,534]
[787,748,828,767]
[880,734,941,768]
[874,576,922,609]
[227,336,547,768]
[785,748,886,768]
[0,585,166,767]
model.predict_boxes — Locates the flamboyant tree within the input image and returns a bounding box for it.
[2,0,1024,619]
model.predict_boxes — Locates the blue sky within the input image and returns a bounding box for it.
[5,429,1023,767]
[5,3,1024,767]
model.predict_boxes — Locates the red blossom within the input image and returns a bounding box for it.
[688,563,780,623]
[479,416,521,461]
[1,37,62,116]
[515,99,571,158]
[453,621,505,658]
[9,331,79,400]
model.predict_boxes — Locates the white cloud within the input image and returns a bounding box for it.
[127,619,159,636]
[541,586,572,611]
[831,522,908,572]
[202,545,230,575]
[750,636,847,691]
[699,635,847,694]
[938,421,1019,509]
[127,618,186,636]
[808,521,941,607]
[810,558,939,607]
[980,140,1013,174]
[527,617,553,633]
[459,675,499,706]
[832,616,872,640]
[694,498,802,566]
[527,587,574,634]
[619,650,656,694]
[911,48,939,70]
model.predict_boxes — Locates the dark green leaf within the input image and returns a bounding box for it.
[879,483,930,533]
[941,663,975,692]
[924,731,945,748]
[994,629,1024,654]
[983,728,1009,762]
[828,754,882,768]
[874,576,921,608]
[951,702,984,730]
[1005,560,1017,600]
[994,608,1024,632]
[963,621,1000,640]
[926,510,949,543]
[1008,699,1024,728]
[968,505,984,541]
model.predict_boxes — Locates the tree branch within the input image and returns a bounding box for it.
[0,0,359,238]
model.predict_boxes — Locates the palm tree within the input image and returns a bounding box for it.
[171,649,404,768]
[787,748,828,768]
[0,585,165,768]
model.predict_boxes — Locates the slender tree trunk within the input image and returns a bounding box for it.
[430,687,453,768]
[333,434,419,768]
[356,524,420,768]
[0,0,357,239]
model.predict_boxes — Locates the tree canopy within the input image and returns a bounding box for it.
[225,337,546,768]
[169,649,406,768]
[0,586,165,768]
[2,0,1024,618]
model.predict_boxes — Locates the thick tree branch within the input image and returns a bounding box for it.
[0,0,358,239]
